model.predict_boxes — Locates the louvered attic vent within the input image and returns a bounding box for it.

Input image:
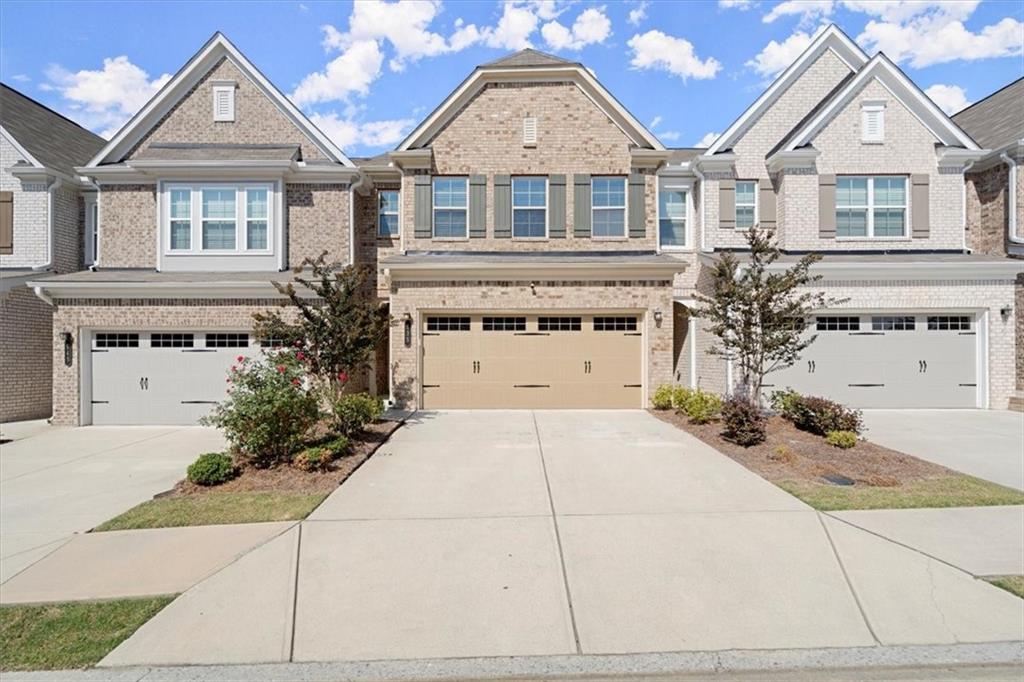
[861,102,885,143]
[522,117,537,146]
[212,82,236,122]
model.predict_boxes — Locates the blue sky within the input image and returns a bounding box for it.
[1,1,1021,155]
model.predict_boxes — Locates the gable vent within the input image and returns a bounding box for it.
[213,83,236,122]
[522,117,537,146]
[861,102,885,143]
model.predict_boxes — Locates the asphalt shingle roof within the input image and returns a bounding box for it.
[133,143,301,161]
[0,83,106,176]
[483,49,576,69]
[952,78,1024,150]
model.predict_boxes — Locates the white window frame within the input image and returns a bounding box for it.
[861,101,885,143]
[735,180,758,230]
[836,175,907,239]
[656,180,692,251]
[591,176,627,239]
[378,189,400,237]
[511,176,548,239]
[85,195,99,265]
[162,182,275,256]
[432,177,468,239]
[212,82,236,122]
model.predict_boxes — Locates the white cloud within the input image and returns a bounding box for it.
[745,26,823,78]
[924,83,971,114]
[308,111,415,149]
[341,0,451,72]
[291,38,383,106]
[658,130,681,142]
[763,0,833,24]
[44,56,171,137]
[542,7,611,51]
[480,2,542,49]
[719,0,754,9]
[649,115,662,128]
[627,30,722,81]
[11,74,30,83]
[628,2,648,26]
[858,14,1023,68]
[695,131,721,147]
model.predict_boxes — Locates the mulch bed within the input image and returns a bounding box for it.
[651,409,956,487]
[158,419,403,499]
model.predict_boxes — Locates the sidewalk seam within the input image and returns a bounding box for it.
[816,512,882,646]
[288,522,303,662]
[531,411,583,655]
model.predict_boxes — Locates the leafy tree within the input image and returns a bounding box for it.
[253,253,390,394]
[695,225,844,405]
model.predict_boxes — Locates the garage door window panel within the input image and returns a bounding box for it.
[482,317,526,332]
[95,333,139,348]
[205,333,249,348]
[594,316,638,332]
[433,178,468,239]
[539,316,581,331]
[836,177,906,238]
[871,316,915,331]
[151,333,195,348]
[927,315,971,331]
[592,177,626,238]
[816,316,860,331]
[511,177,547,238]
[426,316,470,332]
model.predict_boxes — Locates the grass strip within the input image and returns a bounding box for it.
[777,475,1024,511]
[93,491,328,531]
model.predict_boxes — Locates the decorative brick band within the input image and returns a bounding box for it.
[817,279,1011,288]
[396,279,672,288]
[55,298,288,307]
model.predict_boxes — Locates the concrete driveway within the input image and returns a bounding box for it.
[861,410,1024,490]
[0,422,224,582]
[103,411,1022,667]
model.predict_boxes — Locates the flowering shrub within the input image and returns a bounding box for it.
[720,396,767,446]
[331,392,383,436]
[201,354,320,467]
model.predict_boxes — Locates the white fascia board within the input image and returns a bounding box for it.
[705,25,868,156]
[766,259,1024,281]
[0,126,44,167]
[766,148,820,172]
[784,55,980,153]
[398,65,664,151]
[87,33,354,168]
[387,260,687,282]
[25,279,318,300]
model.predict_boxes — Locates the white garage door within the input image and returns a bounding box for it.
[90,331,260,425]
[763,313,978,408]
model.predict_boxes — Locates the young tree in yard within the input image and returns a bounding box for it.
[695,225,843,405]
[252,253,390,395]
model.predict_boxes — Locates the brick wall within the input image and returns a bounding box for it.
[0,135,49,268]
[286,183,350,266]
[125,57,326,161]
[388,280,674,408]
[1,287,53,422]
[53,187,83,274]
[98,184,157,268]
[402,82,657,251]
[353,184,401,295]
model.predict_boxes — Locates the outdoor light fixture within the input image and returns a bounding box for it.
[530,281,537,295]
[653,309,663,325]
[1001,306,1012,321]
[62,332,73,367]
[403,312,412,347]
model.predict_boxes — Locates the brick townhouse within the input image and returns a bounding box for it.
[17,25,1024,425]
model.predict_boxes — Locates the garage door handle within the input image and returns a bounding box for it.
[181,400,218,404]
[514,384,550,388]
[623,384,641,388]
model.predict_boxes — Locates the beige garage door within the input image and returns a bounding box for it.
[422,314,643,408]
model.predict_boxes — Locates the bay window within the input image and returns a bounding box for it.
[592,176,626,237]
[164,183,275,255]
[836,176,906,238]
[512,176,547,238]
[433,177,468,238]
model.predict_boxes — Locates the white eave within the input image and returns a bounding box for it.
[766,148,820,172]
[385,259,687,282]
[764,257,1024,281]
[25,278,317,300]
[388,149,433,170]
[77,160,359,183]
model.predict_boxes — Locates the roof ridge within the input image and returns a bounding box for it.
[952,76,1024,119]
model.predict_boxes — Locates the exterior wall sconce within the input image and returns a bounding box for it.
[403,312,412,347]
[653,309,663,326]
[530,281,537,295]
[1000,306,1012,321]
[62,332,74,367]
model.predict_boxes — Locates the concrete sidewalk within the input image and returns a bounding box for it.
[98,411,1024,668]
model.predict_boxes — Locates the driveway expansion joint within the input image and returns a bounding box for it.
[816,512,882,646]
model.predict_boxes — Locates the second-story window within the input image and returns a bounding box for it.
[169,189,191,250]
[433,177,467,238]
[836,176,906,238]
[592,176,625,238]
[165,183,275,255]
[735,181,757,229]
[202,189,236,250]
[379,190,399,237]
[246,188,268,250]
[658,184,687,248]
[512,177,547,238]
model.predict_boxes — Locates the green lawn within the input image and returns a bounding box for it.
[93,491,328,531]
[777,475,1024,511]
[0,597,173,671]
[988,576,1024,599]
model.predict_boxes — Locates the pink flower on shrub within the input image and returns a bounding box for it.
[226,377,231,383]
[236,355,244,363]
[230,365,237,372]
[296,351,305,361]
[292,378,301,386]
[277,365,287,374]
[337,371,348,383]
[294,339,304,348]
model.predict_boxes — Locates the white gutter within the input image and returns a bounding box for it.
[32,285,53,306]
[692,165,708,252]
[348,173,367,265]
[961,159,975,252]
[1000,152,1022,244]
[32,178,62,273]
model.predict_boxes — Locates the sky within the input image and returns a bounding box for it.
[1,0,1021,155]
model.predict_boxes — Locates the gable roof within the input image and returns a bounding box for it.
[705,24,867,156]
[952,77,1024,150]
[87,32,354,168]
[775,52,980,154]
[398,52,664,151]
[1,83,105,177]
[483,49,576,68]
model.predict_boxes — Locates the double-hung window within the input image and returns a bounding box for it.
[202,189,236,250]
[592,176,625,237]
[658,184,687,248]
[433,177,467,238]
[165,183,274,254]
[245,188,268,250]
[378,190,399,237]
[512,177,546,238]
[169,189,191,251]
[735,181,757,229]
[836,176,906,238]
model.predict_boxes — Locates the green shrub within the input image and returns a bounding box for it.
[651,385,674,410]
[770,388,803,418]
[683,389,723,424]
[322,436,350,457]
[201,356,320,467]
[825,430,858,449]
[720,396,767,446]
[293,446,334,472]
[330,392,383,436]
[789,396,863,436]
[187,452,236,486]
[671,386,695,411]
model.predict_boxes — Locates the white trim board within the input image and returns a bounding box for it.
[86,33,354,168]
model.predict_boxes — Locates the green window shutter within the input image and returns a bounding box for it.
[469,175,486,238]
[759,178,777,229]
[548,174,566,238]
[628,173,646,238]
[719,179,735,229]
[573,174,591,237]
[911,174,929,238]
[414,175,432,238]
[493,174,511,238]
[818,174,836,239]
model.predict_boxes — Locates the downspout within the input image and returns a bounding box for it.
[348,173,367,266]
[961,159,975,252]
[1000,152,1021,244]
[31,178,62,273]
[693,164,708,252]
